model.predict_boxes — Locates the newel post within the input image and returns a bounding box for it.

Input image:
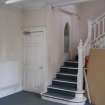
[77,40,84,98]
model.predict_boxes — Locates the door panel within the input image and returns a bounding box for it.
[24,28,46,93]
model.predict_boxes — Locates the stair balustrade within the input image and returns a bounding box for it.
[77,12,105,104]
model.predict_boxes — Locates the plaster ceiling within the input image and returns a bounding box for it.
[0,0,93,9]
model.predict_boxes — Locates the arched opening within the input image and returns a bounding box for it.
[64,23,70,60]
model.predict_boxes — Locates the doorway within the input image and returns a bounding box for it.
[23,27,47,93]
[64,23,70,61]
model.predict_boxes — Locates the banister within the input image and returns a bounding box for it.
[92,12,105,25]
[77,12,105,105]
[83,69,91,104]
[77,39,91,103]
[76,40,84,99]
[91,13,105,47]
[91,33,105,45]
[77,20,92,103]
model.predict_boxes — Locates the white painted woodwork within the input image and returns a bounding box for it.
[77,40,84,92]
[93,24,96,40]
[77,12,105,104]
[23,27,47,94]
[83,70,91,103]
[42,95,86,105]
[92,13,105,48]
[76,40,87,102]
[102,18,105,34]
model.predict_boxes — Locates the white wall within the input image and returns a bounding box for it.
[46,6,71,85]
[23,6,66,88]
[0,4,78,94]
[61,5,80,58]
[46,5,80,86]
[0,5,80,97]
[0,7,23,98]
[23,6,79,88]
[77,0,105,41]
[23,8,48,27]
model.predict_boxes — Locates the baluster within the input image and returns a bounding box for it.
[88,20,92,50]
[98,21,100,36]
[93,24,96,40]
[88,20,93,40]
[103,18,105,34]
[100,20,103,35]
[77,40,84,98]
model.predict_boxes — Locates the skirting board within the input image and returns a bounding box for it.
[0,84,23,98]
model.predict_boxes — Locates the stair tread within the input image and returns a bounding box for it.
[61,66,78,69]
[56,75,77,82]
[60,69,78,74]
[64,62,78,67]
[42,59,85,102]
[53,79,77,84]
[49,84,76,92]
[64,61,78,63]
[43,91,75,101]
[57,72,77,76]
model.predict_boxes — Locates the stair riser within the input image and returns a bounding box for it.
[41,60,86,104]
[60,68,78,74]
[47,88,75,97]
[64,62,78,67]
[52,81,77,90]
[56,74,77,82]
[42,96,86,105]
[75,55,78,61]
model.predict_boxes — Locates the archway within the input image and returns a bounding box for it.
[64,23,70,60]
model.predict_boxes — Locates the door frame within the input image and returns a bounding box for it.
[23,26,48,93]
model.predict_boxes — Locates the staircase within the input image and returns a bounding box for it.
[42,59,86,105]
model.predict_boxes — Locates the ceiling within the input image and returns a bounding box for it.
[1,0,93,9]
